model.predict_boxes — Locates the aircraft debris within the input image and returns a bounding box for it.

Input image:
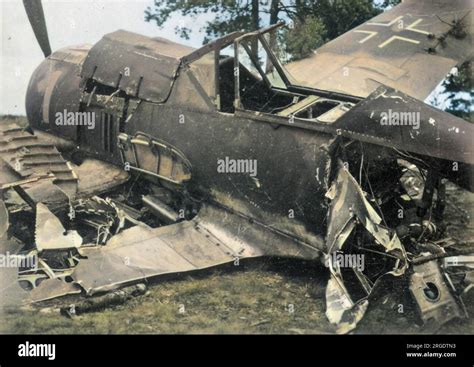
[60,283,146,317]
[410,260,464,330]
[1,0,472,335]
[142,195,180,224]
[35,203,82,251]
[325,162,407,333]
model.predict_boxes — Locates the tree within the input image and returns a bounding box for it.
[281,0,383,60]
[281,16,327,61]
[379,0,401,8]
[441,62,473,122]
[145,0,381,48]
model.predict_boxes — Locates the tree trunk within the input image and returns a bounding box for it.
[250,0,259,60]
[266,0,280,73]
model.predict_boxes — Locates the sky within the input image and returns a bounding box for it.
[0,0,211,115]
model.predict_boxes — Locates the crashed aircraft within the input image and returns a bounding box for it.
[0,0,473,333]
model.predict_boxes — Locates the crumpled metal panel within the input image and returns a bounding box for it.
[81,30,195,103]
[0,121,129,206]
[0,121,78,197]
[26,278,82,303]
[325,277,369,334]
[72,203,322,296]
[325,164,407,333]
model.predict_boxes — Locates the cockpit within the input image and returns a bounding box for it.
[184,23,360,123]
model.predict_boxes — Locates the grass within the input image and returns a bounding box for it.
[2,256,473,334]
[1,261,333,334]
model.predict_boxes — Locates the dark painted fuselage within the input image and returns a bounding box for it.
[26,43,337,248]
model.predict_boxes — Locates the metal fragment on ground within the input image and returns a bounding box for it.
[35,203,82,251]
[26,278,82,303]
[60,284,146,317]
[410,260,464,329]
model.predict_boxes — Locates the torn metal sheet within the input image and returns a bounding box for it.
[72,204,264,295]
[35,203,82,251]
[333,86,474,170]
[0,121,129,210]
[326,163,407,261]
[73,221,246,295]
[0,122,78,197]
[325,163,407,333]
[325,276,369,334]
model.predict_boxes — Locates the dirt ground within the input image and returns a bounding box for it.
[1,115,473,334]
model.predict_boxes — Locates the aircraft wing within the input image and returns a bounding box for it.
[71,205,271,296]
[1,203,322,303]
[286,0,473,101]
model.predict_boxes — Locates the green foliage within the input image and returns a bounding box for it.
[281,0,382,60]
[378,0,402,9]
[442,62,473,122]
[309,0,382,40]
[282,16,327,60]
